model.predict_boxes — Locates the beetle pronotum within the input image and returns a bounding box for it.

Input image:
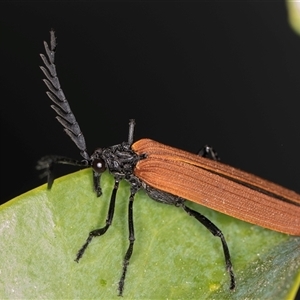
[37,30,300,296]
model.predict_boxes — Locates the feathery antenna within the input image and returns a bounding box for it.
[40,30,89,160]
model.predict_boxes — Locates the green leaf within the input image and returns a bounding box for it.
[0,169,299,299]
[286,1,300,36]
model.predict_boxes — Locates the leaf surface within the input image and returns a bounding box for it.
[0,169,299,299]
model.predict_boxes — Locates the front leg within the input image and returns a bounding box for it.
[36,155,89,189]
[92,169,102,197]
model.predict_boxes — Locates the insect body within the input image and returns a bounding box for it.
[37,30,300,296]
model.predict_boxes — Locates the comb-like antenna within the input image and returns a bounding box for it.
[40,30,89,160]
[128,119,135,145]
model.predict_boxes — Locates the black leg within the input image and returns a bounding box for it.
[118,191,136,296]
[75,179,119,262]
[197,145,220,161]
[181,204,235,290]
[36,155,89,189]
[93,170,102,197]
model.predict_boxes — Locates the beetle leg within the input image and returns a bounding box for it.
[118,189,137,296]
[181,203,235,290]
[75,179,119,262]
[197,145,220,161]
[36,155,89,189]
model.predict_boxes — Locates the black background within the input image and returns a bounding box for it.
[1,2,300,298]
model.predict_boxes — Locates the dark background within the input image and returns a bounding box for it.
[1,3,300,297]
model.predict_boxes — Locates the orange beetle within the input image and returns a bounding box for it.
[38,30,300,296]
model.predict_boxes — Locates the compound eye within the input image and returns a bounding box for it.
[92,158,106,173]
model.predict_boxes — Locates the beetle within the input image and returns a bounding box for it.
[37,30,300,296]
